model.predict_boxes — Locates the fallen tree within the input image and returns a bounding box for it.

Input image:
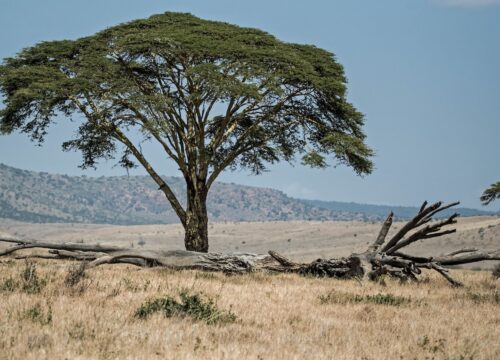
[1,201,499,287]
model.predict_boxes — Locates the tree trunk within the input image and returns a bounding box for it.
[184,181,209,252]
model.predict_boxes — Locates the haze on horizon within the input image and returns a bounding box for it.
[0,0,499,211]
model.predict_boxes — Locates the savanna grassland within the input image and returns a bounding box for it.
[0,217,499,359]
[0,260,499,359]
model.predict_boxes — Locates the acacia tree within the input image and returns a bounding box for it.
[481,182,500,205]
[0,12,373,252]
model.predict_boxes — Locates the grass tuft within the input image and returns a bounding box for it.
[465,290,500,305]
[492,263,500,279]
[319,291,409,306]
[0,276,17,292]
[21,260,46,294]
[23,302,52,325]
[135,290,236,325]
[64,262,87,287]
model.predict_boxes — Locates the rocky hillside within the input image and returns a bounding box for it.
[0,164,354,224]
[0,164,495,225]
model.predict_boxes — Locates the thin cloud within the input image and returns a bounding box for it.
[433,0,500,7]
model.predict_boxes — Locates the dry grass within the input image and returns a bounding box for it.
[0,259,499,359]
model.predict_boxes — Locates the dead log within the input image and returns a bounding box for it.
[0,201,498,286]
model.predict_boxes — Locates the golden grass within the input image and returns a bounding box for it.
[0,259,499,360]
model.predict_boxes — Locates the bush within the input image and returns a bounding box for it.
[466,290,500,305]
[135,291,236,325]
[24,302,52,325]
[319,291,409,306]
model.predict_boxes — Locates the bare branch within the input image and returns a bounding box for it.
[381,201,443,252]
[385,213,459,254]
[443,248,478,257]
[434,250,500,266]
[368,212,393,253]
[418,262,463,287]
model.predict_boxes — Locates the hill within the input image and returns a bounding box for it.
[0,163,496,225]
[0,163,352,224]
[305,199,496,220]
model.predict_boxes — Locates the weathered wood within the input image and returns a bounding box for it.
[367,212,393,253]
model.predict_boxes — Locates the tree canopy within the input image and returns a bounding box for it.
[481,182,500,205]
[0,12,373,251]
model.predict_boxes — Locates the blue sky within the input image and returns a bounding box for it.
[0,0,499,210]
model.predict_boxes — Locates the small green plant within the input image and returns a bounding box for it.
[363,293,408,306]
[0,277,17,292]
[319,291,409,306]
[21,260,46,294]
[24,302,52,325]
[417,335,446,356]
[67,321,87,341]
[135,291,236,325]
[466,290,500,305]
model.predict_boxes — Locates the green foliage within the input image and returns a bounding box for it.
[465,290,500,305]
[135,290,236,325]
[417,335,477,360]
[0,12,372,176]
[417,335,447,356]
[23,302,52,325]
[0,277,17,292]
[301,150,327,168]
[319,291,409,306]
[362,293,409,306]
[480,181,500,205]
[0,12,373,249]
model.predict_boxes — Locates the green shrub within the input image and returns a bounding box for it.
[466,290,500,305]
[24,302,52,325]
[363,293,408,306]
[319,291,409,306]
[135,291,236,325]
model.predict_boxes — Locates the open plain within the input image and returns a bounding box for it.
[0,216,499,359]
[1,216,498,266]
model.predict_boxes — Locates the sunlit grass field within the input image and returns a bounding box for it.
[0,259,498,359]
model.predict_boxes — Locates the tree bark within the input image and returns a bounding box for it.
[183,180,209,252]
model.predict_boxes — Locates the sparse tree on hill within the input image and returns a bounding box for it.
[0,12,373,252]
[480,182,500,205]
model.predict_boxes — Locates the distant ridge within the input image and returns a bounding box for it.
[0,163,496,225]
[303,199,497,221]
